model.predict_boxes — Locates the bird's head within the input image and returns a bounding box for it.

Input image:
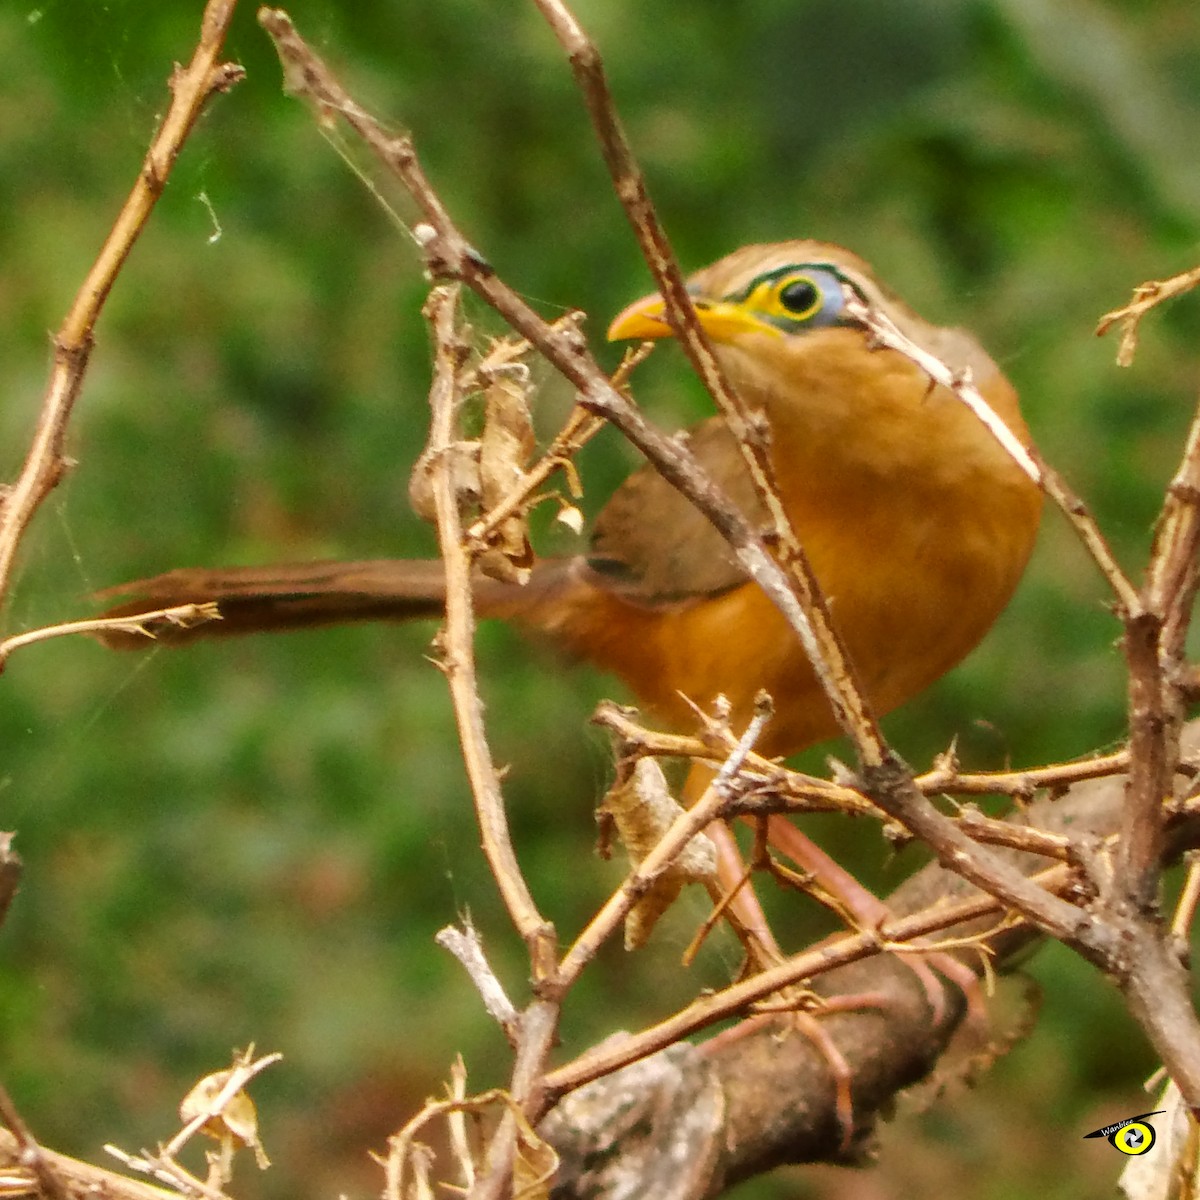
[607,240,882,347]
[607,240,1028,473]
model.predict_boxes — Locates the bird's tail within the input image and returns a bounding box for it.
[93,557,578,649]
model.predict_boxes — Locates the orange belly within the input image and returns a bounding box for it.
[512,480,1040,759]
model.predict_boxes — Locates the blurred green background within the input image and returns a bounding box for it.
[2,1,1199,1197]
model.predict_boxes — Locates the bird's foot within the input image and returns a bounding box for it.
[703,988,890,1153]
[763,814,988,1028]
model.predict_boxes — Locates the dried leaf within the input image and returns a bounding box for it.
[511,1110,558,1200]
[408,441,482,524]
[476,367,535,583]
[599,758,718,948]
[556,504,585,536]
[180,1069,271,1170]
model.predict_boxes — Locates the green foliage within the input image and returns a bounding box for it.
[2,1,1200,1196]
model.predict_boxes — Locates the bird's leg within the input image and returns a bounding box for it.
[680,762,785,972]
[680,769,913,1150]
[763,814,986,1025]
[702,822,785,971]
[700,991,893,1153]
[704,1011,857,1150]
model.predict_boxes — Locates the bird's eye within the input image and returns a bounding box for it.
[777,276,821,318]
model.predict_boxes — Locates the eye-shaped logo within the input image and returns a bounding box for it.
[1083,1110,1165,1155]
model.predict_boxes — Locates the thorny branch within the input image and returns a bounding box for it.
[257,5,1108,956]
[6,1,1200,1197]
[0,604,220,669]
[419,288,568,1200]
[0,0,243,607]
[250,1,1200,1186]
[421,285,554,964]
[530,0,891,774]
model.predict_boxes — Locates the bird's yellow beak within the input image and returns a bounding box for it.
[607,292,778,344]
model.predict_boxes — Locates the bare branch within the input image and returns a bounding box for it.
[1096,264,1200,366]
[436,923,521,1042]
[0,0,243,604]
[0,1083,69,1200]
[420,284,556,966]
[530,0,890,772]
[0,605,220,669]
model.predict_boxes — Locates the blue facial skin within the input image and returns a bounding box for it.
[693,264,854,335]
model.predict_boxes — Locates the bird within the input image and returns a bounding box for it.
[96,243,1043,1141]
[97,240,1042,767]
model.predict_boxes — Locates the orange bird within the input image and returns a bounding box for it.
[98,242,1043,1133]
[99,241,1041,769]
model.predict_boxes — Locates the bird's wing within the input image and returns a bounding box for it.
[584,415,766,606]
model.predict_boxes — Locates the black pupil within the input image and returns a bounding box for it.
[779,277,820,314]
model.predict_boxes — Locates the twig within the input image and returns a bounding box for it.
[0,1083,68,1200]
[711,692,773,794]
[103,1146,229,1200]
[590,701,878,816]
[420,284,555,968]
[593,701,1135,804]
[952,808,1072,860]
[1096,264,1200,367]
[916,748,1132,797]
[1172,852,1200,942]
[0,0,243,604]
[436,923,520,1042]
[446,1058,477,1195]
[844,292,1142,618]
[0,605,220,669]
[530,0,889,774]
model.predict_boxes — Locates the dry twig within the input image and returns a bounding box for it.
[0,1084,68,1200]
[1097,263,1200,367]
[0,0,243,605]
[436,922,521,1042]
[0,604,220,670]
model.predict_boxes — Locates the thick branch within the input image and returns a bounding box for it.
[542,751,1200,1195]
